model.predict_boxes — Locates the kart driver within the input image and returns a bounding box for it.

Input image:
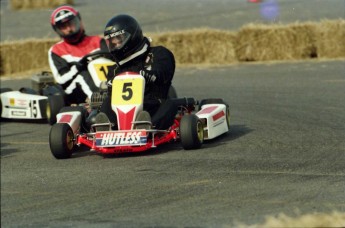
[97,14,177,130]
[48,5,105,105]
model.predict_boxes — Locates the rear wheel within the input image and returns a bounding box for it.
[0,88,13,118]
[49,123,75,159]
[19,87,38,95]
[0,88,13,93]
[199,98,226,110]
[180,114,204,150]
[47,95,65,125]
[225,106,231,130]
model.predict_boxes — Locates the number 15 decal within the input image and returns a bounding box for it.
[112,77,144,105]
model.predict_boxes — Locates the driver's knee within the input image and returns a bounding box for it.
[152,99,177,130]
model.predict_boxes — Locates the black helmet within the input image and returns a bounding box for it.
[104,14,146,62]
[50,5,85,44]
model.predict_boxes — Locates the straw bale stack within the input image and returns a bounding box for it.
[236,22,318,61]
[0,39,57,75]
[1,20,344,77]
[10,0,74,10]
[237,211,345,228]
[315,19,345,59]
[151,29,237,65]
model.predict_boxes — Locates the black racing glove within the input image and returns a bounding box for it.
[75,57,88,72]
[140,70,157,84]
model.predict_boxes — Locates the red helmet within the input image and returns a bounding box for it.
[50,5,84,43]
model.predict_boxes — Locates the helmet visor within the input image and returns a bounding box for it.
[104,30,131,52]
[55,17,81,38]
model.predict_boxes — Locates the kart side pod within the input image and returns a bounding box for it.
[56,111,82,133]
[196,104,229,140]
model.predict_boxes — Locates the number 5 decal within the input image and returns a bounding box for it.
[122,83,133,101]
[112,76,144,106]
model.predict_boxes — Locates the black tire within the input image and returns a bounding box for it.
[0,88,13,93]
[180,114,204,150]
[225,106,230,130]
[1,88,13,117]
[167,85,178,99]
[19,87,38,95]
[47,95,65,125]
[42,84,64,97]
[199,98,226,109]
[49,123,75,159]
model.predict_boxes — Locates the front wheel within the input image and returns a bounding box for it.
[180,114,204,150]
[49,123,75,159]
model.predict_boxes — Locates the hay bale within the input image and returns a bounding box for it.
[315,19,345,59]
[0,38,58,76]
[236,22,318,61]
[1,20,344,77]
[10,0,74,10]
[150,28,237,65]
[237,211,345,228]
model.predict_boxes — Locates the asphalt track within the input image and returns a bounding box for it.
[1,0,345,227]
[1,60,345,227]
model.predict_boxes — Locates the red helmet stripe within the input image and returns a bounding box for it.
[51,5,78,25]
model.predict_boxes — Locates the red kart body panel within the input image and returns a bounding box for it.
[77,119,180,154]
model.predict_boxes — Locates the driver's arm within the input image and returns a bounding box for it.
[144,46,175,85]
[48,48,79,84]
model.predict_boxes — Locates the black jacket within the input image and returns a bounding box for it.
[106,45,175,102]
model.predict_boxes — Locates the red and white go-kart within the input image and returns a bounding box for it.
[49,55,230,159]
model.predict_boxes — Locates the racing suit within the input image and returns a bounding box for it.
[100,41,177,130]
[48,35,103,105]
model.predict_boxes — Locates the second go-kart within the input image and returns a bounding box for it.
[0,51,116,125]
[0,72,65,125]
[49,67,231,159]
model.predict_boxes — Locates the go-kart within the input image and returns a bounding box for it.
[49,59,230,159]
[0,72,65,124]
[0,51,116,125]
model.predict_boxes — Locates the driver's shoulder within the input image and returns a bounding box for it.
[149,45,174,59]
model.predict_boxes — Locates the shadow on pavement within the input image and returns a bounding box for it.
[0,143,19,157]
[203,124,253,146]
